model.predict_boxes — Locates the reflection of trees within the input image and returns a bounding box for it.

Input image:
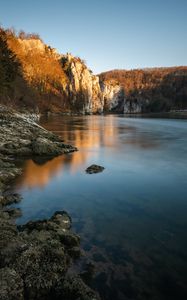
[42,114,120,149]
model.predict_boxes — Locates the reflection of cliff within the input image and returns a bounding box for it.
[16,156,65,189]
[16,116,160,190]
[16,116,119,189]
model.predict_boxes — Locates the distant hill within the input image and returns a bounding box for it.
[99,67,187,112]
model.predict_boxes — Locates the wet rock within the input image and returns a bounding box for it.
[14,241,68,298]
[52,210,72,226]
[86,164,105,174]
[56,274,100,300]
[80,262,95,284]
[67,246,82,259]
[0,208,100,299]
[18,211,72,233]
[3,208,22,219]
[59,232,80,248]
[0,168,22,185]
[31,137,63,156]
[0,211,24,267]
[1,193,22,206]
[0,267,24,300]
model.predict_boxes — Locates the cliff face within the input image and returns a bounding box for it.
[100,79,125,112]
[61,54,103,113]
[123,99,143,113]
[61,54,128,114]
[61,54,125,114]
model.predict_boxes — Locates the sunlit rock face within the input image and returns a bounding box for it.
[61,54,103,114]
[17,38,60,59]
[100,79,125,112]
[17,38,46,53]
[61,54,126,114]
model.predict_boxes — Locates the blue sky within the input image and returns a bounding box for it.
[0,0,186,73]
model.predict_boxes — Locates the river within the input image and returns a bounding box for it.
[12,115,187,300]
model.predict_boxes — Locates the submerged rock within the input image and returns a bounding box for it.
[86,164,105,174]
[56,274,100,300]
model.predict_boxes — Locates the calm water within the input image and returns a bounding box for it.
[13,115,187,300]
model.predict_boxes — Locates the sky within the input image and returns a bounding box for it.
[0,0,186,73]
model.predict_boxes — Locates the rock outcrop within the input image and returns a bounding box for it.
[61,54,103,114]
[0,207,100,300]
[0,105,77,157]
[123,99,144,113]
[61,54,125,114]
[100,79,125,112]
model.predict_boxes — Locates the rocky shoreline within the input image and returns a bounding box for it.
[0,105,100,300]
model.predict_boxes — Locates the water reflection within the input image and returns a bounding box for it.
[13,115,187,300]
[16,156,68,189]
[17,115,162,189]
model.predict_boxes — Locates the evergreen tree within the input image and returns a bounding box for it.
[0,28,20,94]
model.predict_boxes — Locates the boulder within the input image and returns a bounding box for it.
[86,164,105,174]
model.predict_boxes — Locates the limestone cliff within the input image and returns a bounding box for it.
[123,99,143,113]
[61,54,126,114]
[100,79,125,112]
[61,54,103,113]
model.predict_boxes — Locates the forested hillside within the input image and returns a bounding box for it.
[0,27,70,112]
[100,67,187,112]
